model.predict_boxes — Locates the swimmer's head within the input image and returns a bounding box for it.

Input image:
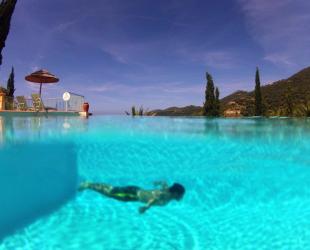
[169,183,185,201]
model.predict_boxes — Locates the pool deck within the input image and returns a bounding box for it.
[0,110,81,117]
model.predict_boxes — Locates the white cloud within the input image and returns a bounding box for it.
[99,39,164,65]
[53,20,77,33]
[263,54,294,66]
[25,82,40,92]
[88,82,115,92]
[85,81,204,110]
[178,48,238,69]
[88,81,203,95]
[238,0,310,67]
[201,51,237,69]
[30,66,39,72]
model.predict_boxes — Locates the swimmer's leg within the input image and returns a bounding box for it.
[78,182,113,196]
[79,183,140,202]
[109,186,140,201]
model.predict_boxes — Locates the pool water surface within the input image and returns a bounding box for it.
[0,115,310,250]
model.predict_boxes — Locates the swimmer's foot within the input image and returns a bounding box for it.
[78,182,90,191]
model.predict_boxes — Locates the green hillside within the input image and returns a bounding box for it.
[150,67,310,117]
[221,67,310,116]
[149,105,203,116]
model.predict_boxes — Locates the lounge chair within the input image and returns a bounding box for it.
[31,94,57,112]
[16,96,33,111]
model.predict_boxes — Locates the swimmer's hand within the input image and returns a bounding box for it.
[139,206,148,214]
[139,198,156,214]
[153,181,168,189]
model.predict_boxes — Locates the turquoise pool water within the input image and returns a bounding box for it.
[1,115,310,249]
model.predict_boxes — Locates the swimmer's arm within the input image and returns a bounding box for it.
[153,181,168,190]
[139,198,156,214]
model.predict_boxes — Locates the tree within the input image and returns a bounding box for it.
[0,86,7,94]
[214,87,220,116]
[6,66,14,97]
[131,106,136,116]
[254,67,263,116]
[203,72,215,116]
[125,105,149,116]
[285,85,294,116]
[138,106,144,116]
[0,0,17,65]
[298,92,310,117]
[203,72,221,116]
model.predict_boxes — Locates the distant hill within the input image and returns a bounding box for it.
[149,67,310,117]
[221,67,310,116]
[148,105,203,116]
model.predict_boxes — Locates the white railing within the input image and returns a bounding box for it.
[23,92,85,112]
[44,98,66,111]
[64,92,85,112]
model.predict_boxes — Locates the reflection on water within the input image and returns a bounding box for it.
[0,116,14,144]
[1,115,310,145]
[0,117,4,144]
[200,117,310,143]
[0,115,89,145]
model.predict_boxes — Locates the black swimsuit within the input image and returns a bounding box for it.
[109,186,140,202]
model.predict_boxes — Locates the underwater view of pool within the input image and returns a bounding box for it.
[0,115,310,249]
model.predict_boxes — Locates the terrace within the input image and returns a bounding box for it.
[0,90,88,117]
[0,69,90,117]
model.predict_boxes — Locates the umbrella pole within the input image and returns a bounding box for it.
[39,83,42,97]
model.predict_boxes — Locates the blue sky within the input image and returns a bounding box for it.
[0,0,309,113]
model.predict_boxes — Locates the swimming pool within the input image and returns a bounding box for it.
[1,115,310,249]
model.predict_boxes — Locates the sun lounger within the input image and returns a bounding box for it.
[31,94,57,112]
[16,96,33,111]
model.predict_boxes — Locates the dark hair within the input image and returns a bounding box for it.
[169,183,185,200]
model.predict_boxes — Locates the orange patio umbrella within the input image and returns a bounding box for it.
[25,69,59,96]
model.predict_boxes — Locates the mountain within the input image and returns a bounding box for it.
[148,105,203,116]
[221,67,310,116]
[149,67,310,117]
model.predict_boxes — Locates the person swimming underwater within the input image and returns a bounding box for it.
[78,181,185,214]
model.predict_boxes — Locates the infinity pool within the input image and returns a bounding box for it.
[1,115,310,249]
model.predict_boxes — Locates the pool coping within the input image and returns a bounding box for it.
[0,111,80,117]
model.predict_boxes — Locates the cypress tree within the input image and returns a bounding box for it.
[0,0,17,65]
[131,106,136,116]
[254,67,262,116]
[6,66,15,97]
[214,87,220,116]
[204,72,215,116]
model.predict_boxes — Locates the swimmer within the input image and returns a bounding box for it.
[78,181,185,214]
